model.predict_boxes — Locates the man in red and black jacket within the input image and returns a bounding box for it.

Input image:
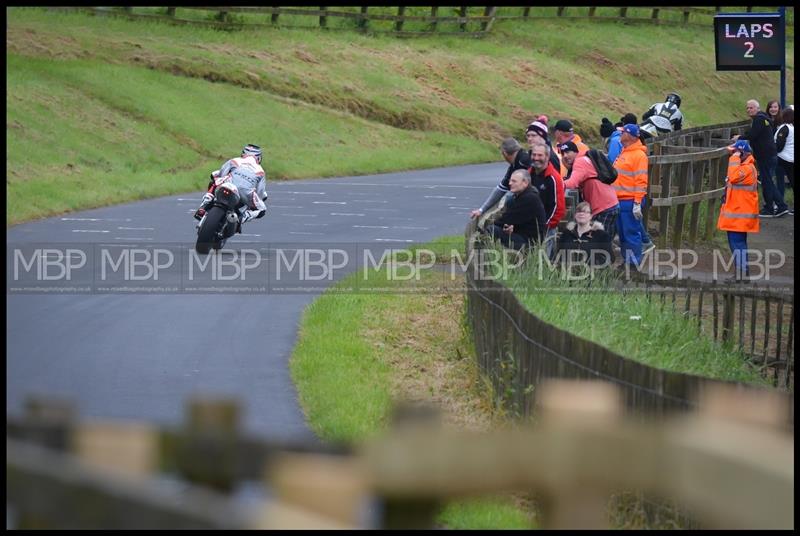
[529,142,565,257]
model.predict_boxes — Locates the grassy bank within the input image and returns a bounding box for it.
[7,7,794,225]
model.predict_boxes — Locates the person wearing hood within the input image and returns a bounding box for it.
[557,201,614,268]
[612,123,649,268]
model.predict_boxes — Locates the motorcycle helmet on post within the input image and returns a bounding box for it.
[242,144,263,164]
[665,93,682,108]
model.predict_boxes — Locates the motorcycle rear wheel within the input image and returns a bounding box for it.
[196,206,226,254]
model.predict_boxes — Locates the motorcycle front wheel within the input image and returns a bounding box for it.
[195,206,226,254]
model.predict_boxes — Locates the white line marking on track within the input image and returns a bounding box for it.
[285,191,326,195]
[114,237,153,241]
[330,213,365,217]
[279,214,317,218]
[303,223,329,226]
[313,201,347,205]
[72,229,110,233]
[353,225,390,229]
[117,226,154,231]
[352,200,388,203]
[392,226,428,230]
[447,206,474,210]
[364,208,398,212]
[62,217,132,222]
[238,233,261,237]
[424,195,458,199]
[374,238,415,243]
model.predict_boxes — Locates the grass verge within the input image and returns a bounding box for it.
[290,235,535,529]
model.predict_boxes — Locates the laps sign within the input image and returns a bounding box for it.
[714,12,785,71]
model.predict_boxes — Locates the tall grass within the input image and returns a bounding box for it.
[500,245,768,385]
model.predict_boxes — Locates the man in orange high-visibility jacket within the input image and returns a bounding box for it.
[553,119,590,178]
[717,139,760,281]
[612,123,649,268]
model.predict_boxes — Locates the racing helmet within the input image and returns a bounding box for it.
[242,144,263,164]
[665,93,682,108]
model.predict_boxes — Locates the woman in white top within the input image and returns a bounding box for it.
[774,106,794,214]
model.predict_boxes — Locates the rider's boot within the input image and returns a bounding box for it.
[193,192,215,221]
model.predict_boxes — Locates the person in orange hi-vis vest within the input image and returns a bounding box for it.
[612,123,649,268]
[717,139,760,281]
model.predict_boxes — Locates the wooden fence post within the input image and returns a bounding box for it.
[557,7,566,16]
[319,6,327,28]
[166,7,175,17]
[430,6,438,31]
[272,8,280,25]
[589,7,596,17]
[523,7,530,18]
[721,292,735,344]
[395,6,405,32]
[652,8,660,20]
[619,7,628,18]
[460,6,468,32]
[683,9,691,24]
[359,6,368,31]
[482,6,497,32]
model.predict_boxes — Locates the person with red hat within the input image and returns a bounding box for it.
[718,139,760,281]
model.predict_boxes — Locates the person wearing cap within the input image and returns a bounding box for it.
[605,113,655,253]
[553,119,590,178]
[733,99,788,218]
[529,142,565,257]
[606,113,638,164]
[717,139,760,281]
[561,141,620,241]
[525,120,561,171]
[486,169,547,250]
[470,138,532,220]
[612,123,649,268]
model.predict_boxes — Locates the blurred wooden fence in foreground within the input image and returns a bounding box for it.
[7,382,794,529]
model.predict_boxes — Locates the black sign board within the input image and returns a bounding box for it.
[714,13,785,71]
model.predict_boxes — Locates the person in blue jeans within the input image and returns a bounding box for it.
[734,99,788,218]
[604,113,654,251]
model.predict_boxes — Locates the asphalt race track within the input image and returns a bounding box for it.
[6,162,504,442]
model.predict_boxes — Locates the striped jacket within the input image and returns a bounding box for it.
[717,153,760,233]
[612,139,649,203]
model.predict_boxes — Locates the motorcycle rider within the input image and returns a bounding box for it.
[640,93,684,140]
[194,144,268,229]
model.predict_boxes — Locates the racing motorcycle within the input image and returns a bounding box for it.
[194,178,243,254]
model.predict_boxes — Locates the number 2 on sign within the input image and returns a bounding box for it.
[744,41,755,58]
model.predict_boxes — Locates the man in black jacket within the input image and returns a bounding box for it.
[486,169,547,250]
[734,99,789,218]
[470,138,533,220]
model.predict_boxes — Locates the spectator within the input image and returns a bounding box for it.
[553,119,590,178]
[529,142,566,257]
[640,92,684,140]
[557,201,614,268]
[775,107,794,215]
[607,113,639,164]
[470,137,532,220]
[734,99,788,218]
[766,100,781,130]
[561,141,620,240]
[717,140,760,281]
[525,120,561,171]
[486,169,547,250]
[612,123,650,268]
